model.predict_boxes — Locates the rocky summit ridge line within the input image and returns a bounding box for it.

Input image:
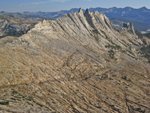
[0,9,150,113]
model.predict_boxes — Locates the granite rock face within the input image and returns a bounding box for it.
[0,10,150,113]
[0,19,32,37]
[0,15,38,38]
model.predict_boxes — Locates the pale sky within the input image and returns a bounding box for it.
[0,0,150,12]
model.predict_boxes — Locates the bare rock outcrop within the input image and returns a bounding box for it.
[123,22,136,35]
[0,9,150,113]
[0,15,38,38]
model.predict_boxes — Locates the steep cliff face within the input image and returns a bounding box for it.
[0,10,150,113]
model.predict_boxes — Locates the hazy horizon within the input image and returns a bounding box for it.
[0,0,150,12]
[0,6,150,13]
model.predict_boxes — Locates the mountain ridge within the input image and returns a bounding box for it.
[1,7,150,33]
[0,10,150,113]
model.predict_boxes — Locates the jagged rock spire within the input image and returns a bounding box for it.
[84,9,91,18]
[85,9,90,14]
[123,22,136,35]
[78,8,84,14]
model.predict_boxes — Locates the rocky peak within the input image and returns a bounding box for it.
[78,8,84,15]
[84,9,92,20]
[30,10,142,55]
[33,9,113,33]
[123,22,136,34]
[84,9,90,14]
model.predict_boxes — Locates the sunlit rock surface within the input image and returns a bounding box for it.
[0,10,150,113]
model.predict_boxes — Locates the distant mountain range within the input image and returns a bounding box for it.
[1,7,150,31]
[88,7,150,31]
